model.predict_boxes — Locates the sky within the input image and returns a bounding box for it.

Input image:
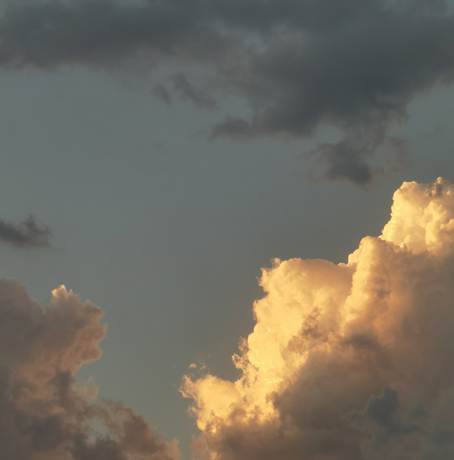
[2,1,454,459]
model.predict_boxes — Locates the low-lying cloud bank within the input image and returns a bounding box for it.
[183,177,454,459]
[0,281,179,460]
[1,0,454,183]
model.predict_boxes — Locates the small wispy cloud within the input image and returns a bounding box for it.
[0,215,52,248]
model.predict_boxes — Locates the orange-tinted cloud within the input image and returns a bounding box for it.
[183,178,454,459]
[0,280,179,460]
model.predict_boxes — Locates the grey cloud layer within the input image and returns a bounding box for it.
[0,280,179,460]
[1,0,453,183]
[0,215,51,248]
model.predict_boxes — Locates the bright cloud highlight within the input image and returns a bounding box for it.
[183,177,454,460]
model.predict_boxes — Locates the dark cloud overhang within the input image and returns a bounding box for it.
[0,0,453,184]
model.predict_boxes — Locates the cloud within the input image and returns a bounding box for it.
[170,73,215,109]
[303,127,407,185]
[364,387,422,450]
[366,387,400,426]
[0,0,453,183]
[0,215,52,248]
[0,0,227,68]
[153,84,172,105]
[182,177,454,459]
[0,280,179,460]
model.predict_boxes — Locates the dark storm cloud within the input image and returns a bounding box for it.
[0,280,179,460]
[0,0,227,67]
[304,128,407,184]
[0,215,51,248]
[1,0,454,183]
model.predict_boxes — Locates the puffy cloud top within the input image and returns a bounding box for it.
[183,178,454,460]
[381,177,454,254]
[0,280,179,460]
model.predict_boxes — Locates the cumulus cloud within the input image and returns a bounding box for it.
[0,0,453,183]
[182,177,454,459]
[0,280,179,460]
[0,215,51,248]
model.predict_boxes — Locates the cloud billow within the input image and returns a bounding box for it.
[0,280,180,460]
[183,178,454,459]
[0,0,453,183]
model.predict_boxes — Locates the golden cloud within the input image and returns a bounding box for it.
[183,178,454,460]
